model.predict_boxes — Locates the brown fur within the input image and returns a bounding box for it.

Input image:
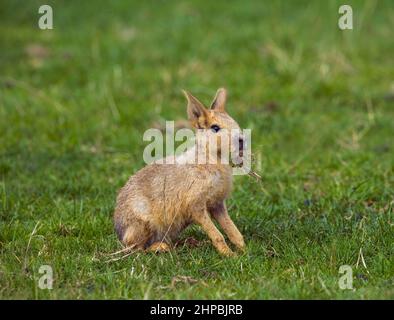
[113,88,245,256]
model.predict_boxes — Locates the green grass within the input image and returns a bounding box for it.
[0,0,393,299]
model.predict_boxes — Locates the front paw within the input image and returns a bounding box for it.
[234,238,246,252]
[220,248,236,257]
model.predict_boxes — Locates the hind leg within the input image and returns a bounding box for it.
[121,221,152,250]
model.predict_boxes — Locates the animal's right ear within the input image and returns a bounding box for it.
[183,90,208,129]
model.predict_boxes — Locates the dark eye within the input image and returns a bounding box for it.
[211,124,220,133]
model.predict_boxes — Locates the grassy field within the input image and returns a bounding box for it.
[0,0,393,299]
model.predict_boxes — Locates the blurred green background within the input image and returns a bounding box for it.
[0,0,393,299]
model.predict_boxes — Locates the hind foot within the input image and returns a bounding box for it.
[147,242,171,253]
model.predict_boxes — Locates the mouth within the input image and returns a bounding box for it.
[230,149,244,167]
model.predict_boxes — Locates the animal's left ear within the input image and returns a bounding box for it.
[210,88,227,112]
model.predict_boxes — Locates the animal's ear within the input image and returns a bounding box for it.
[210,88,227,112]
[183,90,208,129]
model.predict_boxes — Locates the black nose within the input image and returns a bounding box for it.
[238,138,244,151]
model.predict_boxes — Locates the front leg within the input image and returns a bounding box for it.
[192,208,234,256]
[210,202,245,251]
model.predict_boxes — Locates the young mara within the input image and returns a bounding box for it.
[113,88,245,256]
